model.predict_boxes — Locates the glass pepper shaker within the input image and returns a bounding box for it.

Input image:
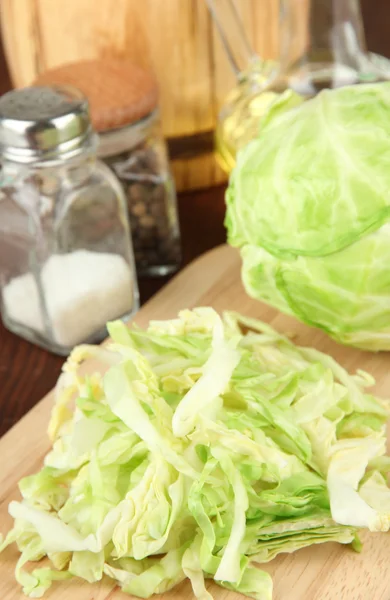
[34,60,182,277]
[0,85,139,355]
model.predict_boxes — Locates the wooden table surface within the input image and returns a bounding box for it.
[0,0,390,438]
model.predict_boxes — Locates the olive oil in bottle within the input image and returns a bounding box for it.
[212,0,390,174]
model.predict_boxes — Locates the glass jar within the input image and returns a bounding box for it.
[33,60,181,277]
[98,111,181,277]
[210,0,390,173]
[0,86,139,355]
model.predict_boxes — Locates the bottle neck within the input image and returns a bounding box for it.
[279,0,367,73]
[206,0,256,77]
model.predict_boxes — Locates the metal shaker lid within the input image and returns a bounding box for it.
[0,85,94,163]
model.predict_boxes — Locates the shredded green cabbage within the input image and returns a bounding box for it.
[1,308,389,599]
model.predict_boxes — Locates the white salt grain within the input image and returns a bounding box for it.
[3,250,134,347]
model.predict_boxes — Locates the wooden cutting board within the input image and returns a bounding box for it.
[1,245,389,600]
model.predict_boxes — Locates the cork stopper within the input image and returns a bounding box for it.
[33,59,159,132]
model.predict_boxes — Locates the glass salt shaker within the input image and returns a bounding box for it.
[0,85,139,355]
[34,60,181,277]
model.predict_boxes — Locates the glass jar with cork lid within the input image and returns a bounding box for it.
[0,85,139,355]
[34,60,181,277]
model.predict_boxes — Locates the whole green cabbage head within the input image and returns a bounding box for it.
[225,83,390,351]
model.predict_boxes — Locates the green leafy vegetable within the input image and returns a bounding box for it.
[1,308,389,599]
[225,83,390,349]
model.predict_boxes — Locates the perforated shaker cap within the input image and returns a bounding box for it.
[0,85,94,163]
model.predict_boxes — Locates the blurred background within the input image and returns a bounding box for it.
[0,0,388,192]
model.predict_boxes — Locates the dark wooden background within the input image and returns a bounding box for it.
[0,0,389,437]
